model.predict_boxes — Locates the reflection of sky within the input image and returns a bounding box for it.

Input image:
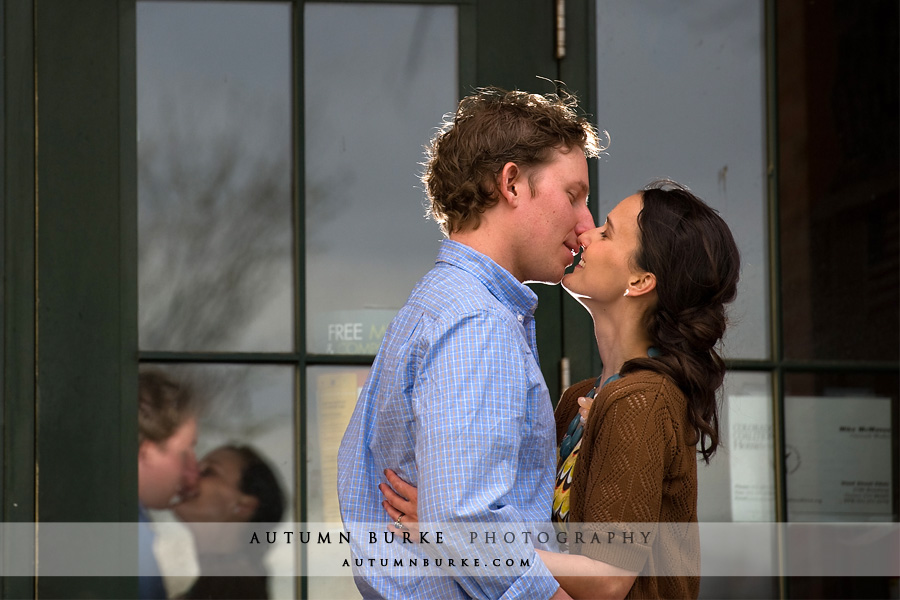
[137,1,294,352]
[303,4,457,325]
[594,0,767,359]
[137,2,290,95]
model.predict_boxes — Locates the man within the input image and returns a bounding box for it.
[337,87,602,598]
[138,368,200,599]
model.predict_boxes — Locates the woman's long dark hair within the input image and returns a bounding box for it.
[230,444,285,524]
[620,180,741,463]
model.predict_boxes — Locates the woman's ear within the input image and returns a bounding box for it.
[626,272,657,297]
[497,162,521,206]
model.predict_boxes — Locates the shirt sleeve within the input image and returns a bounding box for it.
[574,379,676,570]
[413,310,559,600]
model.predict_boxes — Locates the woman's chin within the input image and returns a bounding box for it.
[561,277,585,297]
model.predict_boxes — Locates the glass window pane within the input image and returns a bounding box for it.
[777,1,899,362]
[784,371,898,523]
[594,0,768,360]
[697,371,779,599]
[306,365,370,600]
[137,1,294,353]
[146,364,296,598]
[303,3,458,354]
[698,371,776,523]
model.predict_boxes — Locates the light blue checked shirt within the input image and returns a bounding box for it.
[337,240,560,599]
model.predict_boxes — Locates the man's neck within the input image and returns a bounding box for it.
[449,228,522,282]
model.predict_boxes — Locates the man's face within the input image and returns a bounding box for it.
[511,148,594,284]
[138,417,199,510]
[173,447,256,524]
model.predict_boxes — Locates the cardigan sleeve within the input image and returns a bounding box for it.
[569,372,681,570]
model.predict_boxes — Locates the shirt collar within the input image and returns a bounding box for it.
[436,239,539,318]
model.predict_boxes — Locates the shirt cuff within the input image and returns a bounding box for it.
[498,550,560,600]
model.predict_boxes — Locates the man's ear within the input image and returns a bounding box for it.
[138,439,158,466]
[626,272,657,297]
[497,162,521,206]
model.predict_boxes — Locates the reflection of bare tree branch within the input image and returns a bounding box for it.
[139,86,297,415]
[139,89,291,353]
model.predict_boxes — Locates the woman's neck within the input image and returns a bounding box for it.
[589,304,653,383]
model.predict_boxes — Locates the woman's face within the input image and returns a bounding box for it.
[562,193,644,303]
[173,447,255,523]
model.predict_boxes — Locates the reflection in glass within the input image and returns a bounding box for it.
[304,3,458,354]
[777,1,899,362]
[137,2,294,352]
[594,0,768,359]
[785,372,898,523]
[306,365,369,600]
[698,371,775,523]
[697,371,779,600]
[145,363,296,598]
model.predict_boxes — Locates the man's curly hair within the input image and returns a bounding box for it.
[423,87,604,236]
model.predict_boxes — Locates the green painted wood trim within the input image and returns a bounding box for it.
[293,4,307,596]
[458,2,477,96]
[2,0,38,597]
[764,0,787,533]
[33,0,137,596]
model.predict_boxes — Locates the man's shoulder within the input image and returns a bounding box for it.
[409,262,505,314]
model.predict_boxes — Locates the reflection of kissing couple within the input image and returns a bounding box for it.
[138,370,285,599]
[337,87,740,599]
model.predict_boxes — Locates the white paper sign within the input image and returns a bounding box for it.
[728,394,776,521]
[728,394,893,522]
[785,395,892,521]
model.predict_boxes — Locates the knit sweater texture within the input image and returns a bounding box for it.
[555,370,700,599]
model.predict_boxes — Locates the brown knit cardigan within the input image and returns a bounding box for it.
[555,370,700,600]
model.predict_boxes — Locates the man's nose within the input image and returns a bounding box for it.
[574,204,595,236]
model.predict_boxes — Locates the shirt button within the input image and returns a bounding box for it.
[517,314,524,322]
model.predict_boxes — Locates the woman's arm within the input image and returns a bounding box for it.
[535,549,636,600]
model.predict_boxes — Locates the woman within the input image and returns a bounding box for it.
[173,444,285,600]
[380,180,740,599]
